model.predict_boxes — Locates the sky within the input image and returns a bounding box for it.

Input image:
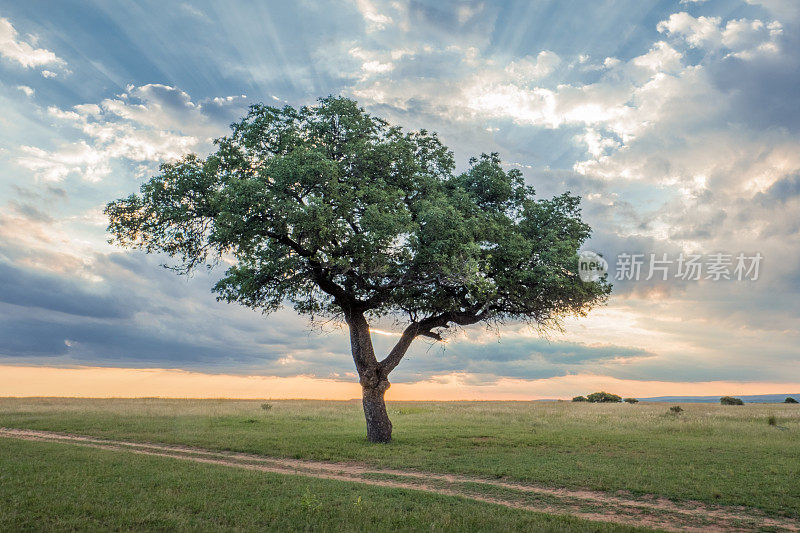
[0,0,798,399]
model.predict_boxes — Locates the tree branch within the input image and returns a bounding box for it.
[378,322,421,378]
[377,309,489,379]
[266,230,355,307]
[418,330,444,341]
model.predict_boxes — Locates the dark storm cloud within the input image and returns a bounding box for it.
[709,26,800,134]
[388,335,655,383]
[0,246,348,373]
[755,173,800,205]
[0,304,280,368]
[0,262,137,319]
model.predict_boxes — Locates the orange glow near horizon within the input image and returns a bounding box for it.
[0,365,798,400]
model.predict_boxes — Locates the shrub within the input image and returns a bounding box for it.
[572,396,588,402]
[720,396,744,405]
[261,403,273,410]
[586,391,622,403]
[768,415,777,426]
[623,398,639,404]
[784,397,798,404]
[669,405,683,414]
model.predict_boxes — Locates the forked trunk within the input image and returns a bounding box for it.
[346,310,395,442]
[362,380,392,443]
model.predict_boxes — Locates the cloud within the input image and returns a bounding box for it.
[0,261,137,319]
[17,142,113,183]
[16,85,33,97]
[754,173,800,204]
[354,0,393,32]
[745,0,800,21]
[505,51,562,80]
[1,1,800,388]
[14,84,248,182]
[332,2,800,386]
[387,333,657,383]
[657,12,783,58]
[0,17,65,72]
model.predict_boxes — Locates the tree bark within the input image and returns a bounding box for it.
[362,379,392,443]
[345,309,394,442]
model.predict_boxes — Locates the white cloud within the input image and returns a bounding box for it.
[341,5,800,331]
[15,84,248,182]
[505,51,561,80]
[631,41,683,74]
[0,17,65,71]
[16,85,34,97]
[349,47,395,79]
[577,128,620,158]
[657,12,782,58]
[457,3,483,24]
[722,19,783,58]
[657,13,723,48]
[351,39,686,144]
[344,7,785,177]
[17,142,111,183]
[354,0,393,32]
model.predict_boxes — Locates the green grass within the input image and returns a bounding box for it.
[0,437,642,532]
[1,398,798,516]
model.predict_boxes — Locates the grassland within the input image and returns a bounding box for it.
[1,398,798,529]
[0,437,644,532]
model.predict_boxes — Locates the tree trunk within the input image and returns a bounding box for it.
[362,380,392,443]
[345,310,394,443]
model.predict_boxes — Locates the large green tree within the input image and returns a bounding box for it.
[106,97,609,442]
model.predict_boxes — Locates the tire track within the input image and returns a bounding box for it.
[1,428,796,532]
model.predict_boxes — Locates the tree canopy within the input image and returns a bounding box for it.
[106,96,610,441]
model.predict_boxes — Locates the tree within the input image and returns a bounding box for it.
[784,397,797,404]
[720,396,744,405]
[105,97,610,442]
[586,391,622,403]
[572,396,588,402]
[623,397,638,404]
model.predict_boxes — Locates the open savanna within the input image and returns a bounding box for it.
[1,398,798,531]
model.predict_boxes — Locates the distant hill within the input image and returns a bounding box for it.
[639,394,800,403]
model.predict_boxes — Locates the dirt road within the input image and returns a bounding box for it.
[1,427,796,532]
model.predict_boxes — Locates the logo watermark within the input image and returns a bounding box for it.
[579,251,762,282]
[578,250,609,282]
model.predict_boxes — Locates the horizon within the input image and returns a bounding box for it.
[1,365,799,400]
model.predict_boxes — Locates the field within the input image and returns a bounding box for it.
[1,398,799,531]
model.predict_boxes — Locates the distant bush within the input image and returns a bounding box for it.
[623,398,639,404]
[587,392,622,403]
[785,397,798,404]
[572,396,588,402]
[261,403,273,411]
[669,405,683,414]
[720,396,744,405]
